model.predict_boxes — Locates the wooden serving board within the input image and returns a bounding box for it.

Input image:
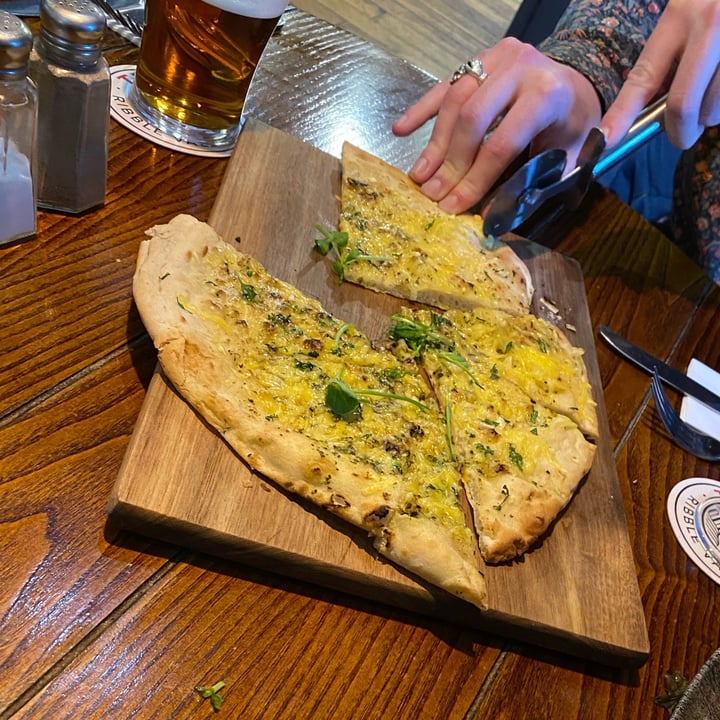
[109,118,649,667]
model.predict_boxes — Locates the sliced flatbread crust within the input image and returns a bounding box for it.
[133,214,487,610]
[403,307,599,438]
[338,142,534,315]
[413,346,596,562]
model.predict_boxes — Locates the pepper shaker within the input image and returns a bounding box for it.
[29,0,110,214]
[0,12,38,244]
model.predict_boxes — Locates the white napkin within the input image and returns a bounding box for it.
[680,359,720,441]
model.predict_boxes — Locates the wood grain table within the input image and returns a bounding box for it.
[1,8,719,720]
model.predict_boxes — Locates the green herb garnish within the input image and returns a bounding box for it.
[509,445,524,471]
[379,366,406,385]
[240,282,257,301]
[332,322,353,353]
[388,314,454,354]
[444,395,456,461]
[325,372,430,418]
[437,350,483,387]
[195,680,226,712]
[475,442,495,456]
[314,225,388,281]
[389,315,482,385]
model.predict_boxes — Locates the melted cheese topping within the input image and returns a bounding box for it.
[178,244,470,541]
[413,307,598,437]
[339,175,525,312]
[431,359,566,482]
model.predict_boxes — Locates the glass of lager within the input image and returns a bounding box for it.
[129,0,289,150]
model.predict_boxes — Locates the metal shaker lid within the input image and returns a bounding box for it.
[0,11,33,77]
[39,0,107,65]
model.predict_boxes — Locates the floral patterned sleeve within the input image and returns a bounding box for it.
[538,0,666,112]
[539,0,720,285]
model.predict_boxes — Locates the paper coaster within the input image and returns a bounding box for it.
[680,358,720,442]
[667,478,720,586]
[109,65,234,158]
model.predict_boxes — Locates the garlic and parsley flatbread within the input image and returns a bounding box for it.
[133,214,487,610]
[134,144,599,608]
[399,307,599,439]
[335,142,534,315]
[388,310,596,562]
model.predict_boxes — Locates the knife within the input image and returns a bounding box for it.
[599,325,720,413]
[482,95,667,237]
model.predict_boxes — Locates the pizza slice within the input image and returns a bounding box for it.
[332,142,534,315]
[391,307,599,438]
[389,309,597,562]
[133,214,487,610]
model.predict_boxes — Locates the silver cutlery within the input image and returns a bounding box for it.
[600,325,720,413]
[651,369,720,462]
[90,0,143,45]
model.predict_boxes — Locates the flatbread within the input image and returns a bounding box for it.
[401,306,599,438]
[133,139,600,602]
[337,142,534,315]
[133,214,488,610]
[413,344,596,562]
[387,308,596,561]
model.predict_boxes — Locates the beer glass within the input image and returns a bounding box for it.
[129,0,288,150]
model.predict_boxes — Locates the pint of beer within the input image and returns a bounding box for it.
[130,0,289,149]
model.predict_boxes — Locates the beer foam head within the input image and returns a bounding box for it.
[202,0,288,18]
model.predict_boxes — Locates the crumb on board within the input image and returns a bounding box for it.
[539,296,560,315]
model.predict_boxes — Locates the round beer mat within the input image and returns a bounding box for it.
[667,477,720,586]
[109,65,234,158]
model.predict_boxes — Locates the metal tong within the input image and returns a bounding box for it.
[481,94,668,237]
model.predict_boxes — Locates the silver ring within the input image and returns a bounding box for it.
[450,58,488,86]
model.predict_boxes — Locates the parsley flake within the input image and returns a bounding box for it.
[325,372,430,418]
[195,680,226,712]
[314,225,388,281]
[509,445,524,471]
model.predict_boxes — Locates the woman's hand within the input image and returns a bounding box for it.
[392,37,602,214]
[601,0,720,148]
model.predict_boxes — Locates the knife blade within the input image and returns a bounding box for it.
[599,325,720,413]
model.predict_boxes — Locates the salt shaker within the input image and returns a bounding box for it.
[29,0,110,214]
[0,12,38,245]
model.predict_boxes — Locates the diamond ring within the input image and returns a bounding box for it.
[449,58,488,86]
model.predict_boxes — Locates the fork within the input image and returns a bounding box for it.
[650,369,720,462]
[90,0,144,44]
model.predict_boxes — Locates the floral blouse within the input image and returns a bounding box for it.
[539,0,720,284]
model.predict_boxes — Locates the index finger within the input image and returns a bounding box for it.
[392,81,451,137]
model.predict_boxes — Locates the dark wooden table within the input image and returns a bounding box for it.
[1,9,719,720]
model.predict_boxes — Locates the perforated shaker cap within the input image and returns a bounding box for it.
[0,11,33,78]
[39,0,106,65]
